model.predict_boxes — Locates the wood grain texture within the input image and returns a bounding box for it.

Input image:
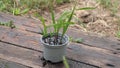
[0,12,41,32]
[67,28,120,52]
[0,42,42,68]
[0,58,30,68]
[0,42,97,68]
[0,12,120,68]
[67,43,120,68]
[1,12,119,53]
[0,26,120,68]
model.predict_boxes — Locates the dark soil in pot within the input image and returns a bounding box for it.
[42,33,67,45]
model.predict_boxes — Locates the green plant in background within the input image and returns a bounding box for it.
[11,1,29,15]
[96,0,119,16]
[0,1,6,11]
[4,63,9,68]
[0,0,71,15]
[20,0,51,10]
[0,0,29,15]
[12,8,29,15]
[56,0,70,4]
[110,0,119,16]
[0,0,14,12]
[116,31,120,38]
[96,0,111,8]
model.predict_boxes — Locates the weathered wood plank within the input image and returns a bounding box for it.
[0,26,120,68]
[0,12,120,68]
[0,42,42,68]
[0,12,41,32]
[0,12,120,53]
[0,42,98,68]
[67,43,120,68]
[67,28,120,52]
[0,26,42,51]
[0,58,30,68]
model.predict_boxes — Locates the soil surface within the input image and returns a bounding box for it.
[29,0,120,38]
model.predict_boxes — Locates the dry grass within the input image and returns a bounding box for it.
[0,0,120,38]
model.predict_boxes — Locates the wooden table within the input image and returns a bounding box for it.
[0,12,120,68]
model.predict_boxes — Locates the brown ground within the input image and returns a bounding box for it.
[29,0,120,38]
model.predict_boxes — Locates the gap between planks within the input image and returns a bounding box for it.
[0,12,120,53]
[0,27,120,68]
[0,41,99,68]
[0,13,120,68]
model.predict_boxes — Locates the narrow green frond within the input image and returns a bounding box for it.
[76,7,95,10]
[21,8,29,14]
[57,11,71,21]
[39,16,47,36]
[50,9,57,33]
[62,4,76,36]
[63,56,69,68]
